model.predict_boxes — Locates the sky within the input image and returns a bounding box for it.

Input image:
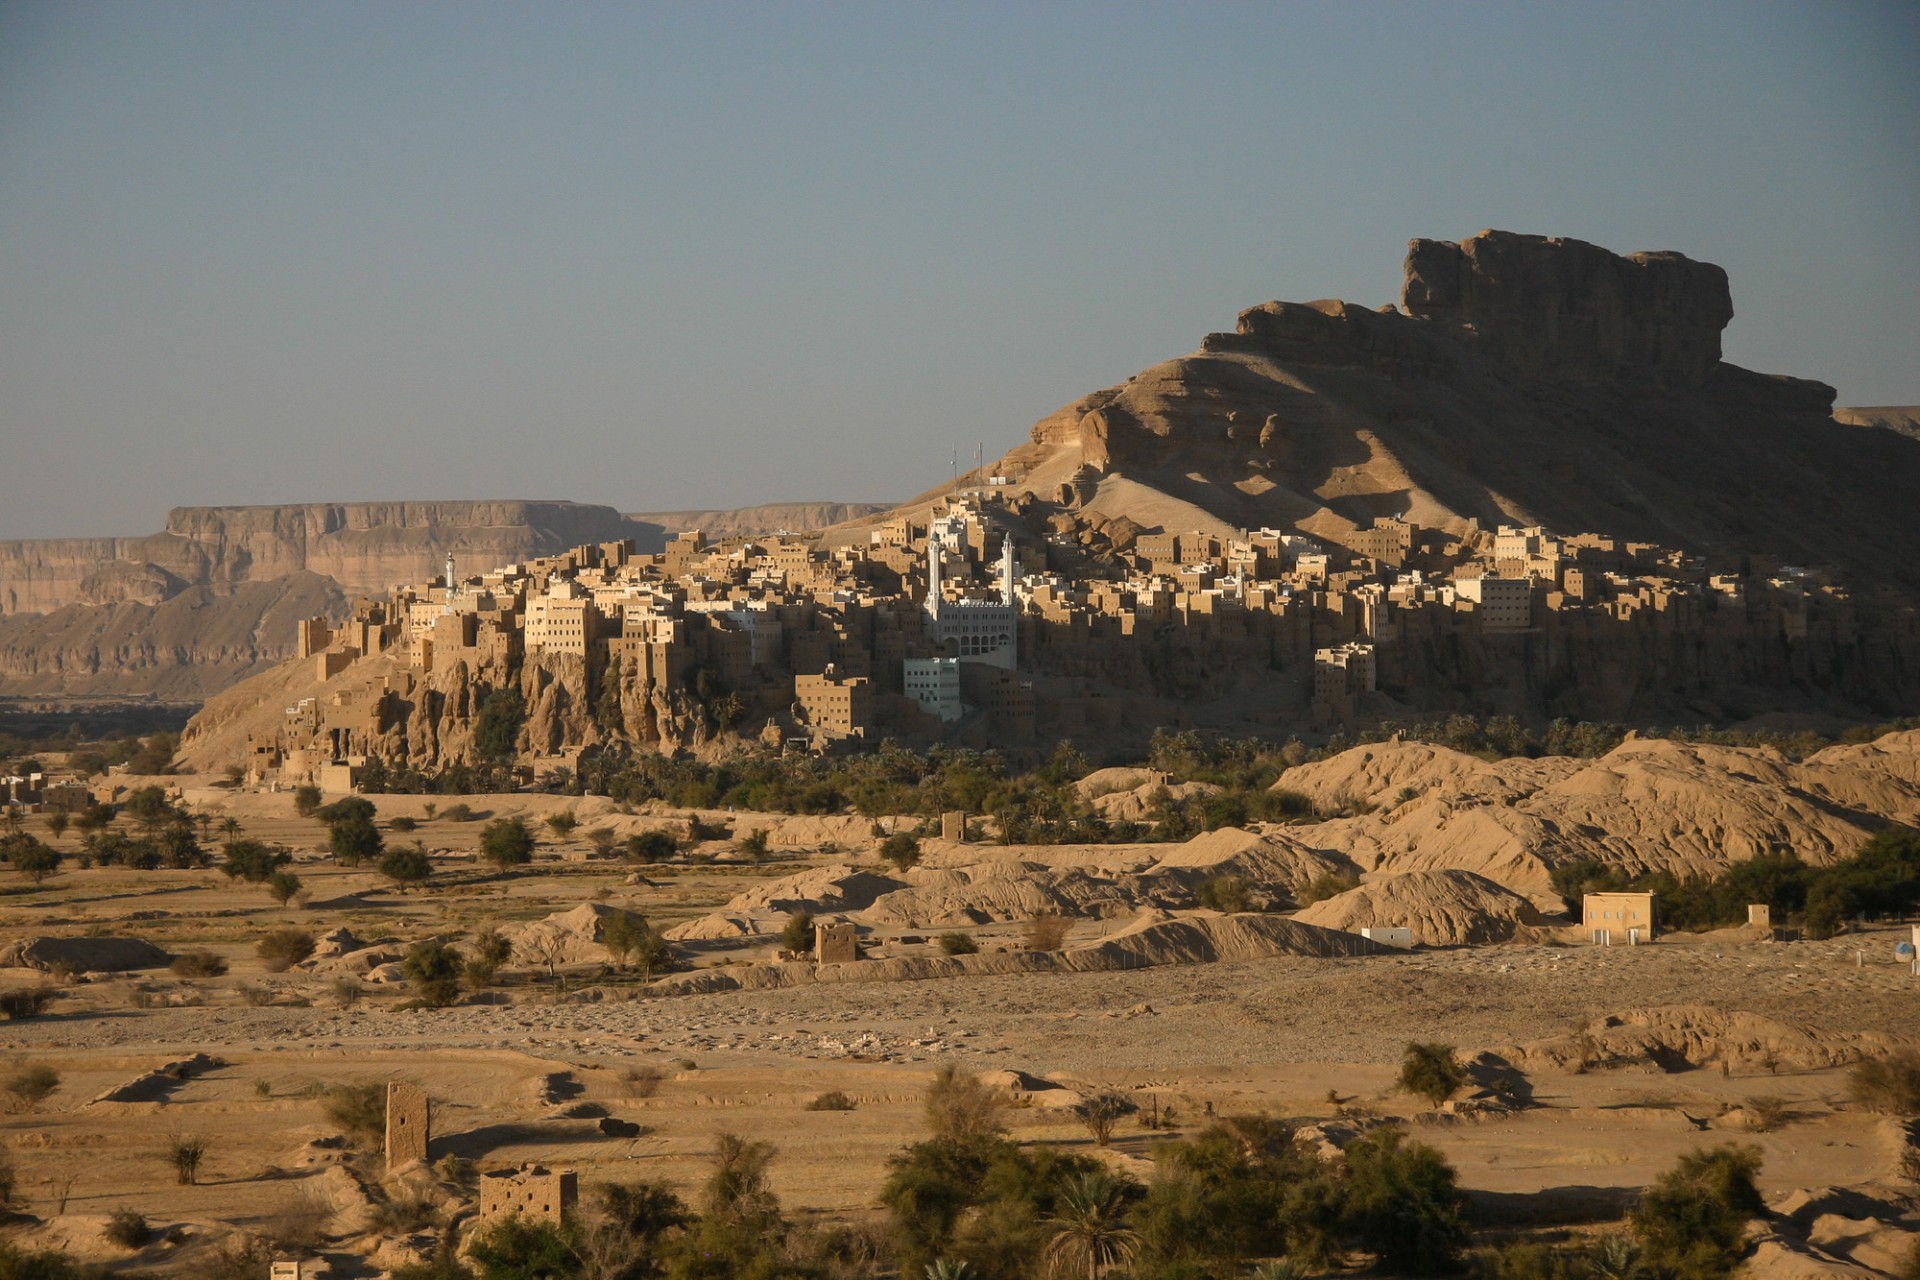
[1,1,1915,540]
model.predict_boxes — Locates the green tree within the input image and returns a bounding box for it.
[221,838,291,883]
[266,868,303,906]
[1398,1041,1466,1107]
[481,817,536,868]
[778,912,816,955]
[1630,1144,1764,1280]
[603,912,673,979]
[379,843,434,884]
[466,1214,581,1280]
[329,814,383,866]
[881,831,922,872]
[1342,1125,1468,1274]
[4,835,60,883]
[293,784,323,817]
[473,688,528,762]
[402,939,463,1008]
[1040,1170,1141,1280]
[625,830,679,863]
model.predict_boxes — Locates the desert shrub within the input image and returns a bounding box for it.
[441,802,475,822]
[333,977,362,1006]
[465,927,512,987]
[165,1133,208,1184]
[480,816,535,868]
[6,836,61,882]
[1742,1095,1793,1131]
[170,950,227,978]
[266,868,303,906]
[1399,1041,1466,1107]
[379,843,434,884]
[1073,1091,1136,1146]
[0,1239,97,1280]
[1342,1125,1468,1273]
[779,912,816,955]
[462,1208,580,1280]
[0,988,53,1020]
[618,1065,664,1098]
[937,932,979,956]
[388,815,418,832]
[328,814,383,866]
[880,831,922,872]
[403,939,463,1007]
[603,913,673,978]
[368,1196,438,1233]
[1848,1048,1920,1115]
[2,1063,60,1111]
[585,826,617,855]
[292,785,323,817]
[625,829,678,863]
[256,928,315,972]
[1022,913,1070,951]
[1131,1117,1335,1272]
[1469,1240,1590,1279]
[925,1065,1006,1144]
[221,839,291,883]
[103,1209,151,1250]
[1296,869,1360,904]
[544,810,578,837]
[806,1090,857,1111]
[737,828,769,860]
[322,1082,387,1145]
[1269,788,1314,818]
[1194,874,1250,913]
[1630,1143,1763,1280]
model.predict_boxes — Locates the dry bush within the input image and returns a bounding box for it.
[166,1133,208,1184]
[924,1065,1005,1143]
[2,1062,60,1112]
[1073,1091,1137,1146]
[0,987,54,1020]
[256,929,315,973]
[619,1065,665,1098]
[1296,870,1361,905]
[805,1090,857,1112]
[937,932,979,956]
[1023,913,1071,952]
[203,1234,275,1280]
[368,1196,437,1232]
[170,950,228,978]
[1849,1049,1920,1116]
[322,1082,387,1145]
[105,1209,152,1250]
[1743,1095,1793,1132]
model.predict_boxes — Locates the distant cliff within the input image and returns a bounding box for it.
[625,501,888,544]
[0,500,645,616]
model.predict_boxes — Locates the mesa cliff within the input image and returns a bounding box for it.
[972,229,1919,594]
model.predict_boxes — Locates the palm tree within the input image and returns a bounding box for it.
[1041,1171,1141,1280]
[1588,1233,1648,1280]
[925,1262,976,1280]
[217,816,242,847]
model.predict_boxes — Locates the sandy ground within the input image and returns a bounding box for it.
[2,787,1916,1262]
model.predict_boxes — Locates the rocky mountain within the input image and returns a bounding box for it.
[892,230,1920,593]
[627,502,888,542]
[1835,405,1920,442]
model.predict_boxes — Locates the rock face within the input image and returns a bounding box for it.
[976,229,1917,596]
[0,500,644,617]
[1400,230,1733,384]
[1835,404,1920,442]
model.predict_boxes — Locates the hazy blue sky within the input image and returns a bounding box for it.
[2,1,1915,539]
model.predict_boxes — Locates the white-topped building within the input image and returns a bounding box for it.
[925,533,1018,670]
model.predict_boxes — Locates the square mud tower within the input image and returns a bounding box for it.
[816,921,858,964]
[385,1082,430,1167]
[1747,903,1771,929]
[941,810,966,842]
[479,1163,579,1225]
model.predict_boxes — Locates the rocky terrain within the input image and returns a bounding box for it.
[1836,404,1920,442]
[0,500,880,700]
[865,230,1920,596]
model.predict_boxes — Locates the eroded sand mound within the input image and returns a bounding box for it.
[1496,1005,1910,1074]
[643,910,1377,996]
[1145,826,1358,894]
[506,902,651,967]
[1293,870,1547,946]
[1272,733,1920,899]
[723,865,905,915]
[0,936,170,972]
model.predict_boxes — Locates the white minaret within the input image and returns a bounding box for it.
[925,532,943,625]
[442,552,457,613]
[999,537,1015,605]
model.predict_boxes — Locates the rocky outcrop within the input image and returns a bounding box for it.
[1401,230,1734,384]
[980,229,1918,599]
[0,500,645,617]
[627,501,888,542]
[1835,405,1920,442]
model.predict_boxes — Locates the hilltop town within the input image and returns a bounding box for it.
[188,482,1898,790]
